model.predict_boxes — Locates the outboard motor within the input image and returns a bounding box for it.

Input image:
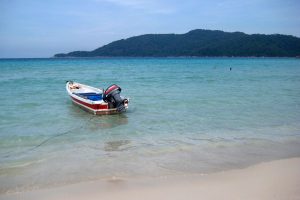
[104,84,127,112]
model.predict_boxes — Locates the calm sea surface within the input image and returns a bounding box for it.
[0,58,300,193]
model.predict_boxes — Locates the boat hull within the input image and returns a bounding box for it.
[71,101,120,115]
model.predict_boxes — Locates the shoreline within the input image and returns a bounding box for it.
[1,157,300,200]
[1,56,300,59]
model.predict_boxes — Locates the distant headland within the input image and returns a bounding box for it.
[54,29,300,58]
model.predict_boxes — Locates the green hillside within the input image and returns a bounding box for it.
[55,29,300,57]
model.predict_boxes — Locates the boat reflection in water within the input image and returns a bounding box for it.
[104,140,131,152]
[89,115,129,129]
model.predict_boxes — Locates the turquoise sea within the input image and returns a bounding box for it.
[0,58,300,193]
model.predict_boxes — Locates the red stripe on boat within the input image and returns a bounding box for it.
[71,96,108,110]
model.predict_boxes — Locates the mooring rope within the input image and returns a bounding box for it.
[1,116,94,159]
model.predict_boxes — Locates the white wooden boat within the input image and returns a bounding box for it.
[66,81,129,115]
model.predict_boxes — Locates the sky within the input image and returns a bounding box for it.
[0,0,300,58]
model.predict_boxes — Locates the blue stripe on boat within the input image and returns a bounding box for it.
[74,93,103,101]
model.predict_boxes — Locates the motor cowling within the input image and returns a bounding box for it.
[104,84,126,112]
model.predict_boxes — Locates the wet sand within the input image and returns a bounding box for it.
[1,157,300,200]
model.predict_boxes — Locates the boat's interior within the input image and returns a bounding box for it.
[75,92,103,101]
[69,82,103,101]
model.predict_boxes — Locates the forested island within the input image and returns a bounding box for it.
[54,29,300,57]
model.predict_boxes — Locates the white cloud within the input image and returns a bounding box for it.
[95,0,176,14]
[102,0,146,8]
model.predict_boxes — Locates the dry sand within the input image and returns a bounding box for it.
[1,157,300,200]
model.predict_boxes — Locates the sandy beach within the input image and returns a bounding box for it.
[1,157,299,200]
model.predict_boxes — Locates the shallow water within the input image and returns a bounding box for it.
[0,58,300,193]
